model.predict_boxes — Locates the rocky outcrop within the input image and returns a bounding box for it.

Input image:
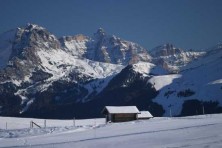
[150,43,205,73]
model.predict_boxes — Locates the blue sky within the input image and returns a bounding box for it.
[0,0,222,50]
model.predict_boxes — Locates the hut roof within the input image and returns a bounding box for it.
[102,106,140,114]
[137,111,153,118]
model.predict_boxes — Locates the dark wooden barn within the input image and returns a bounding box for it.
[102,106,140,123]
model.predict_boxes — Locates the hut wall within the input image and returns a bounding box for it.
[112,113,137,122]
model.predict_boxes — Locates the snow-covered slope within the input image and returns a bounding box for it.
[148,74,182,91]
[36,47,123,87]
[35,46,124,104]
[132,61,167,76]
[150,45,222,116]
[59,34,89,57]
[1,114,222,148]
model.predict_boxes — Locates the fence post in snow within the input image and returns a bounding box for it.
[73,117,75,127]
[94,118,97,138]
[30,121,32,128]
[202,105,205,115]
[5,122,7,130]
[44,119,46,128]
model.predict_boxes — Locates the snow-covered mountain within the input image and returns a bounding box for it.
[0,24,221,118]
[0,24,124,116]
[149,44,222,116]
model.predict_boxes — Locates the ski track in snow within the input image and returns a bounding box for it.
[8,122,221,148]
[0,114,222,148]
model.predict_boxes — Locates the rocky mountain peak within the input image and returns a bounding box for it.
[93,28,106,39]
[89,34,151,65]
[149,43,206,73]
[96,27,105,34]
[25,23,45,31]
[60,34,89,42]
[150,43,183,57]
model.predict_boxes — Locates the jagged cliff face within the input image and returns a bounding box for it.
[59,34,89,57]
[0,24,221,118]
[0,24,59,82]
[0,24,61,115]
[61,28,152,65]
[0,24,125,116]
[150,43,205,73]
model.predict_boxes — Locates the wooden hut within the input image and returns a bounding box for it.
[137,111,153,120]
[102,106,140,123]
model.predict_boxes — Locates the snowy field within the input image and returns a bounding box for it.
[0,114,222,148]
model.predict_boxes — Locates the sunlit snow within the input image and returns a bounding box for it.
[0,114,222,148]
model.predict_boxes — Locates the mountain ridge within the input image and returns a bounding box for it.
[0,23,221,118]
